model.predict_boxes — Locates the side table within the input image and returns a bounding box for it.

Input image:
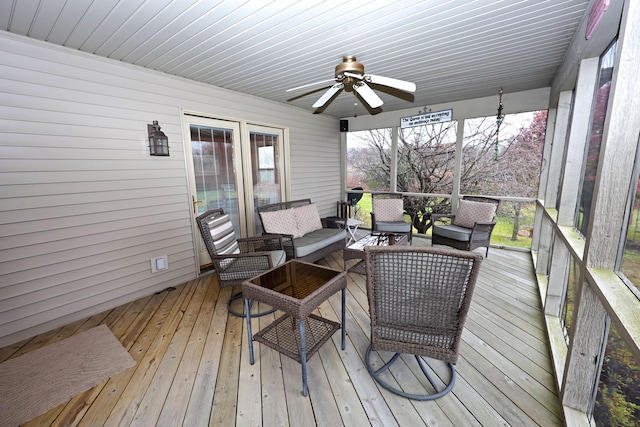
[335,218,364,244]
[241,260,347,396]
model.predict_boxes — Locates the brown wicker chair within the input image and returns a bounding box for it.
[431,196,500,256]
[370,193,415,244]
[196,208,290,317]
[364,246,483,400]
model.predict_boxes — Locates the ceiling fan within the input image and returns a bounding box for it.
[286,56,416,110]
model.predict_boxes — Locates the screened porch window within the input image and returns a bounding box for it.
[617,136,640,300]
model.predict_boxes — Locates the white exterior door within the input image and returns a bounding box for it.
[184,115,287,268]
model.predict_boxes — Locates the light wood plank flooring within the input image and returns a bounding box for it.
[1,241,563,426]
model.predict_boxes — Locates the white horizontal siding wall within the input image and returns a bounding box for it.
[0,31,340,346]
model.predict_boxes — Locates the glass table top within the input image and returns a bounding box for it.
[346,232,407,251]
[246,260,343,301]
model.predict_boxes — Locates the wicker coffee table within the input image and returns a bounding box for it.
[343,232,409,273]
[241,260,347,397]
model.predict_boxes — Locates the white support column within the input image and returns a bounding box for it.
[586,1,640,268]
[535,91,574,275]
[562,278,608,411]
[340,130,347,197]
[535,217,553,276]
[532,106,557,252]
[557,58,600,228]
[545,91,574,210]
[545,58,600,306]
[451,119,464,208]
[390,126,398,192]
[536,105,557,205]
[545,238,571,315]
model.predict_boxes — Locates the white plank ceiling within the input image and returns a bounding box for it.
[1,0,592,118]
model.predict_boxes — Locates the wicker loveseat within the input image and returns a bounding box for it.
[257,199,347,263]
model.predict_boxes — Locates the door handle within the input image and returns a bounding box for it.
[192,196,204,214]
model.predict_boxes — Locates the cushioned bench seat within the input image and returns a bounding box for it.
[284,227,346,260]
[258,199,346,263]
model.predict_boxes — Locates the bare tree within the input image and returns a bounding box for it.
[397,122,458,233]
[347,111,546,238]
[347,128,391,190]
[478,111,547,240]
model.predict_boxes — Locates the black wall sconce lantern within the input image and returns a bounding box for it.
[147,121,169,156]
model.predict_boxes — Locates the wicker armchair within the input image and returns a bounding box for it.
[196,209,289,317]
[364,246,483,400]
[431,196,500,256]
[370,193,415,244]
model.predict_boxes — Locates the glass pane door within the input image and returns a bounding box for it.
[185,117,287,269]
[187,117,243,266]
[191,124,242,225]
[248,125,285,234]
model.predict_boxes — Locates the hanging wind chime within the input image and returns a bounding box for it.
[495,87,504,159]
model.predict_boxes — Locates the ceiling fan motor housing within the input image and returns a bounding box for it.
[335,56,365,79]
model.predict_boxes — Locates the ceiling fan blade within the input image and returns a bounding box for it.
[354,82,383,108]
[286,78,336,92]
[312,83,344,108]
[365,74,416,93]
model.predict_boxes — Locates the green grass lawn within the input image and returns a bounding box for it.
[491,217,532,248]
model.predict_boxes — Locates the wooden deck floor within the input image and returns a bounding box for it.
[1,242,564,426]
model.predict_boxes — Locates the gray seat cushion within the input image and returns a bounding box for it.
[285,228,346,258]
[432,224,472,241]
[375,221,411,234]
